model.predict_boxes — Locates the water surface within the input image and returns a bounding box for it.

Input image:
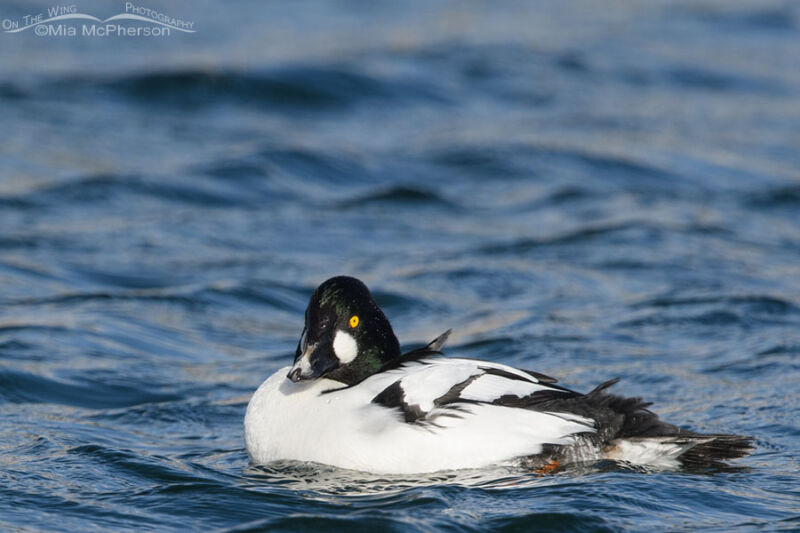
[1,1,799,531]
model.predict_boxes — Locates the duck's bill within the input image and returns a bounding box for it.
[287,343,337,382]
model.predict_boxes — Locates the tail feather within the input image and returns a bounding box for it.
[520,377,753,467]
[676,433,754,467]
[583,380,754,466]
[605,434,754,467]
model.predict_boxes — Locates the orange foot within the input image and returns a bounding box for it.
[533,460,560,475]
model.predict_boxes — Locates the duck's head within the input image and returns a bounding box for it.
[287,276,401,386]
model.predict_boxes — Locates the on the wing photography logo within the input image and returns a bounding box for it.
[2,2,195,37]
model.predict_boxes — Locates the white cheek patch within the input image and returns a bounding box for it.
[333,330,358,364]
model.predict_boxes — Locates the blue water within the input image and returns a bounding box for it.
[1,0,799,531]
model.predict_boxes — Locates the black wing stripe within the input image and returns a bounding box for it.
[489,389,581,408]
[433,373,481,407]
[520,368,559,384]
[371,372,483,424]
[373,365,600,426]
[372,381,427,423]
[478,366,534,383]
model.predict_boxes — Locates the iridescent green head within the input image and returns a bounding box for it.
[288,276,401,386]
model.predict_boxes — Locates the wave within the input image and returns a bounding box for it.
[683,5,796,31]
[67,444,204,485]
[204,280,310,313]
[757,344,800,356]
[7,290,198,307]
[0,82,26,99]
[256,147,369,184]
[0,235,40,250]
[744,185,800,208]
[475,222,665,256]
[0,368,180,408]
[617,65,784,95]
[428,143,676,186]
[92,65,446,111]
[616,310,744,328]
[617,292,800,328]
[4,279,310,314]
[0,173,258,210]
[631,294,800,315]
[338,186,453,208]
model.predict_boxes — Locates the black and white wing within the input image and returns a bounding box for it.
[372,342,592,429]
[365,332,753,468]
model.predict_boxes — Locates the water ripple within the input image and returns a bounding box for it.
[87,66,448,111]
[0,368,180,408]
[1,1,799,531]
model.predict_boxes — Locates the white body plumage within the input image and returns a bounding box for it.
[245,358,609,474]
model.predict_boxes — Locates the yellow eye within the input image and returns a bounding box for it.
[349,315,359,328]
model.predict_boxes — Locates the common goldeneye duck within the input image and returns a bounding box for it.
[245,276,753,474]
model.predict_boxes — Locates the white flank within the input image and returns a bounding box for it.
[244,358,598,474]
